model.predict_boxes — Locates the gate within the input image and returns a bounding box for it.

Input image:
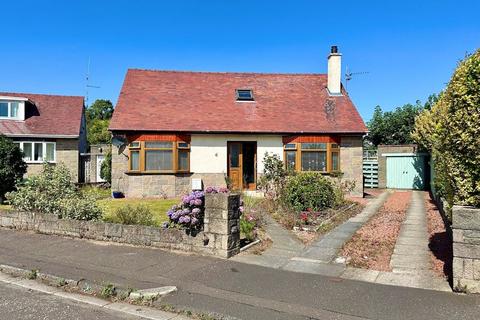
[363,150,378,188]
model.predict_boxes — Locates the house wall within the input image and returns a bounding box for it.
[339,136,364,196]
[111,133,364,198]
[23,138,81,183]
[377,144,418,189]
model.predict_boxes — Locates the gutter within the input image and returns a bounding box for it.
[3,134,79,139]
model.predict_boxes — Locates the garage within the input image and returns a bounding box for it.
[376,145,429,190]
[386,154,427,189]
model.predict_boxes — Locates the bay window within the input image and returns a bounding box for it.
[283,138,340,173]
[128,140,190,173]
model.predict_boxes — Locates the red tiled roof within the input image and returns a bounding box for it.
[0,92,84,137]
[110,69,367,134]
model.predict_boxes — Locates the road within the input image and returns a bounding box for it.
[0,281,136,320]
[0,228,480,320]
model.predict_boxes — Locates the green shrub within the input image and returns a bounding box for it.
[281,172,335,212]
[258,153,288,198]
[413,49,480,207]
[240,217,256,241]
[100,151,112,184]
[104,204,155,226]
[0,135,27,203]
[6,163,101,220]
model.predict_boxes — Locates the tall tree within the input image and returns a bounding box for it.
[0,135,27,202]
[366,97,436,146]
[86,99,114,145]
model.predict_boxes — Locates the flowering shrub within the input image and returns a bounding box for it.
[205,186,229,194]
[7,163,101,220]
[166,190,204,229]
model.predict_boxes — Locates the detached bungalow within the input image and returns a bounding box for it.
[0,92,87,182]
[109,46,367,197]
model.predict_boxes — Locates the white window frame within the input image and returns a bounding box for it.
[15,141,57,164]
[0,100,21,120]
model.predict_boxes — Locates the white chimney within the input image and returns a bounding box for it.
[327,45,342,95]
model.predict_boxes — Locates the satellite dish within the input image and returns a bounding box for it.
[112,135,127,148]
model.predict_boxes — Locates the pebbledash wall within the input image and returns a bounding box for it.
[112,134,364,198]
[16,138,82,183]
[452,205,480,293]
[0,193,241,258]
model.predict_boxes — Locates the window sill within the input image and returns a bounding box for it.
[125,171,191,175]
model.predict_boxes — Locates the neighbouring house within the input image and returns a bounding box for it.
[109,46,367,197]
[0,92,87,182]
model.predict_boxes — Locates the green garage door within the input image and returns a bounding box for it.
[386,155,426,190]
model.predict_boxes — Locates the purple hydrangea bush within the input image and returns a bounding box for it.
[166,190,205,230]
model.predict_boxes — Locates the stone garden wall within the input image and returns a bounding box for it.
[0,193,241,258]
[452,205,480,293]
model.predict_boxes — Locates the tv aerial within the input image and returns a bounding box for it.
[85,57,100,107]
[345,65,369,92]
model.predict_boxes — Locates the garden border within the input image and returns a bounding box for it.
[0,193,241,258]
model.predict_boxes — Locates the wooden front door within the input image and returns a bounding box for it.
[227,142,243,190]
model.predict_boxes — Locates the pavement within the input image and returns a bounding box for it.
[0,228,479,320]
[0,277,166,320]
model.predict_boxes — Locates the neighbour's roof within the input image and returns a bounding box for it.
[109,69,367,134]
[0,92,84,138]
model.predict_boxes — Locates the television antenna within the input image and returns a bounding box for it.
[85,57,100,107]
[345,65,369,92]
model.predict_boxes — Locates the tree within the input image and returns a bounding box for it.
[86,99,114,121]
[366,98,435,146]
[413,50,480,207]
[86,99,114,145]
[0,135,27,202]
[87,119,111,145]
[100,150,112,184]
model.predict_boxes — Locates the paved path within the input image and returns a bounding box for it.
[232,215,304,268]
[234,190,451,292]
[0,228,477,320]
[234,191,392,277]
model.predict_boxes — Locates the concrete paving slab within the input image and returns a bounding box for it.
[310,237,346,249]
[341,268,380,282]
[301,247,338,262]
[282,260,345,277]
[231,254,289,269]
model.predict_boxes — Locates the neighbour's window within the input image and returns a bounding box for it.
[128,140,190,173]
[16,141,56,163]
[283,139,340,173]
[0,101,20,118]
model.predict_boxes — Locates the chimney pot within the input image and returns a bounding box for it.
[331,45,338,54]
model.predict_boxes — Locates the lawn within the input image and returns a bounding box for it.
[0,204,12,211]
[97,198,178,226]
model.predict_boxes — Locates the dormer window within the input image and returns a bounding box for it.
[0,101,19,118]
[236,89,254,101]
[0,96,27,120]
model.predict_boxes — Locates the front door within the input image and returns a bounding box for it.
[227,142,257,191]
[227,142,243,190]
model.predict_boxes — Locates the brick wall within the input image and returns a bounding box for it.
[452,205,480,293]
[0,193,241,258]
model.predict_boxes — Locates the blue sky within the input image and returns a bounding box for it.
[1,0,479,121]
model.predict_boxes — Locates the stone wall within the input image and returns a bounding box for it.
[24,138,81,183]
[0,193,241,258]
[452,205,480,293]
[339,136,364,196]
[377,144,418,188]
